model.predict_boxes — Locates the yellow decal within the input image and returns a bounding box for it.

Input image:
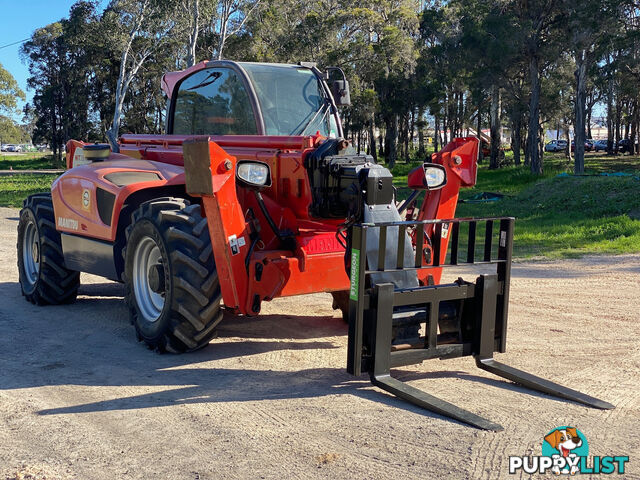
[82,188,91,211]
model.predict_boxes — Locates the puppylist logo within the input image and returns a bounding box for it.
[509,426,629,475]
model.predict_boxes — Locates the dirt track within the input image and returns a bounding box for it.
[1,206,639,479]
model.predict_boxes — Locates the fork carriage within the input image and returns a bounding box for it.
[347,217,614,431]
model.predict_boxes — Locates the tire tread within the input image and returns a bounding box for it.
[18,194,80,306]
[124,197,222,352]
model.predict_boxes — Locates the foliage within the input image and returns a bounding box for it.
[0,62,26,115]
[15,0,640,177]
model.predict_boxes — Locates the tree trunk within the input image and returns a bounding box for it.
[434,115,440,152]
[607,58,614,154]
[404,112,410,161]
[217,10,229,60]
[565,126,572,162]
[385,115,398,168]
[615,101,621,154]
[630,101,638,155]
[409,108,415,149]
[417,108,425,156]
[476,107,483,163]
[527,55,542,174]
[490,83,501,169]
[539,125,545,165]
[574,53,587,174]
[512,116,521,166]
[187,0,200,67]
[107,59,128,152]
[368,122,377,162]
[458,92,464,138]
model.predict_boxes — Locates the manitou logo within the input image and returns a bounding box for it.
[509,426,629,475]
[57,217,78,231]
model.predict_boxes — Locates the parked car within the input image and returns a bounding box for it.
[617,139,636,154]
[594,139,608,152]
[571,140,594,152]
[545,139,567,152]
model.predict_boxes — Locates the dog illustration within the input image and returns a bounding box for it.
[544,428,583,475]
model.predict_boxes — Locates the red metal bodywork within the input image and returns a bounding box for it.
[58,135,479,316]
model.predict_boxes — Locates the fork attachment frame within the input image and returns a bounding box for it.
[347,217,614,431]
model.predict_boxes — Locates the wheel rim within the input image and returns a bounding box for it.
[133,236,165,323]
[22,219,40,286]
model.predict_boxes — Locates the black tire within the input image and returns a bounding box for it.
[17,194,80,305]
[123,197,222,352]
[331,290,349,323]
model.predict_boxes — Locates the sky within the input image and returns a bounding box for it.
[0,0,108,120]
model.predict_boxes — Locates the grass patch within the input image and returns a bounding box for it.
[0,174,58,208]
[2,149,639,258]
[0,152,60,170]
[391,151,640,259]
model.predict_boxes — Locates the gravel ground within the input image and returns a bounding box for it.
[0,206,638,479]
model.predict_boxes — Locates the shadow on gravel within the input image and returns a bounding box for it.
[31,361,571,426]
[78,282,126,297]
[0,279,593,428]
[391,367,577,405]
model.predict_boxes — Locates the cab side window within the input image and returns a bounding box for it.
[172,68,257,135]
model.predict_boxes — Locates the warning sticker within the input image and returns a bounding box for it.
[237,236,246,247]
[228,235,239,255]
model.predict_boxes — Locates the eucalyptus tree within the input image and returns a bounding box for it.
[564,0,623,173]
[455,0,519,168]
[0,63,27,146]
[103,0,179,150]
[0,62,25,115]
[511,0,562,174]
[21,23,67,160]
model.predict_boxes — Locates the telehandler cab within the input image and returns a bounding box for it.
[17,61,613,429]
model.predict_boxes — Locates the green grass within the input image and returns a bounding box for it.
[0,152,60,170]
[2,149,639,259]
[391,151,640,259]
[0,174,58,208]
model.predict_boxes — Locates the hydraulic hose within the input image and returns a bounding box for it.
[253,190,296,250]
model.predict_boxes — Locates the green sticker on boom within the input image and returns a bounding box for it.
[349,248,360,301]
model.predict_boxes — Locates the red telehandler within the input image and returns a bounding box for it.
[17,61,613,429]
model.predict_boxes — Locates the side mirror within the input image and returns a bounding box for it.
[326,67,351,106]
[407,163,447,190]
[330,79,351,106]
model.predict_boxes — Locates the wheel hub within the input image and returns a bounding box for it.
[32,240,39,264]
[22,219,40,285]
[148,263,165,294]
[132,237,165,323]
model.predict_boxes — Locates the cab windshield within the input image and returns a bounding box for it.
[241,63,338,137]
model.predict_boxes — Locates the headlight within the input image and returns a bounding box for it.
[424,166,446,189]
[236,161,272,188]
[407,163,447,190]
